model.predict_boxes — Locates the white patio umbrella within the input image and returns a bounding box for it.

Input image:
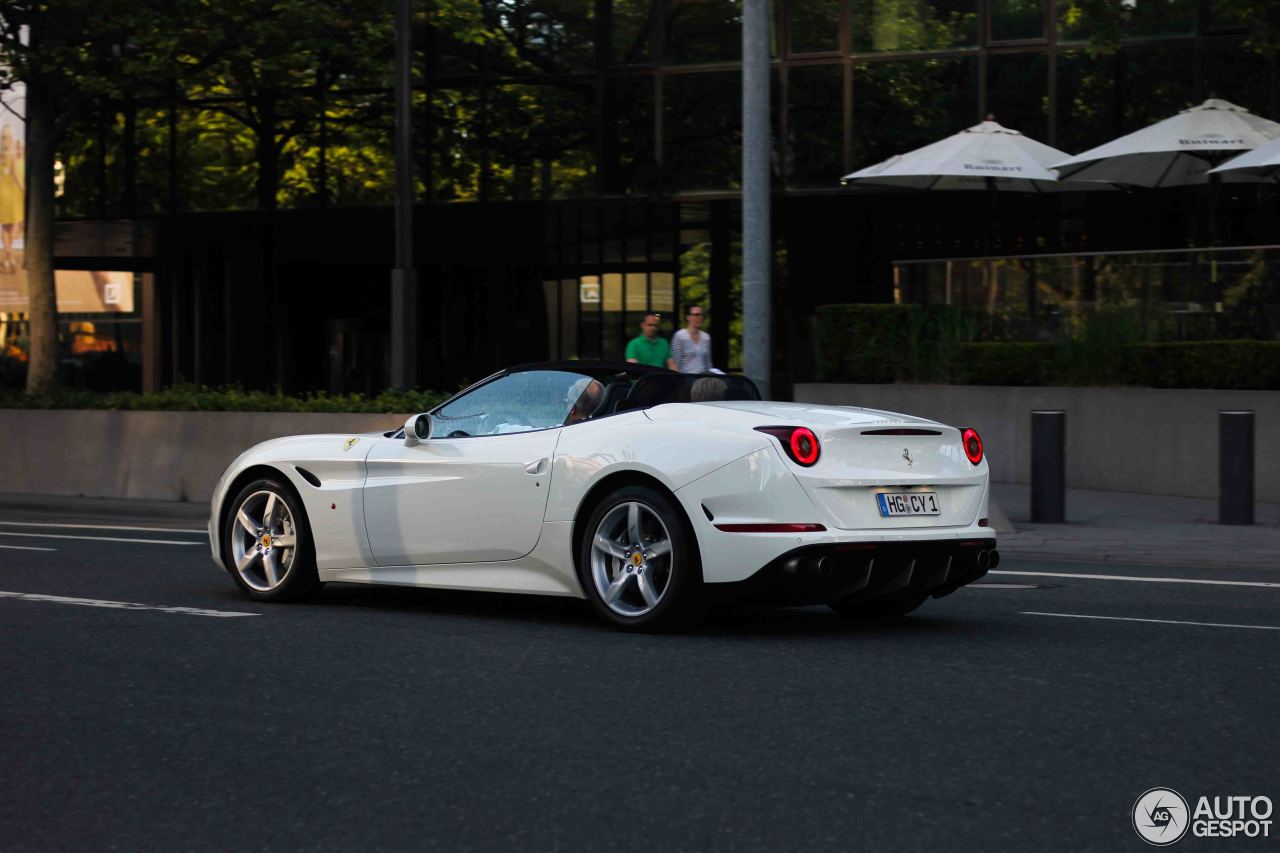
[1050,99,1280,187]
[842,119,1077,192]
[1208,134,1280,183]
[842,119,1094,311]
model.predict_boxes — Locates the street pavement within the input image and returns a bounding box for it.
[1,495,1278,851]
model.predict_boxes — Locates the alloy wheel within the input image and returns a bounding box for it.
[589,501,674,617]
[229,489,299,592]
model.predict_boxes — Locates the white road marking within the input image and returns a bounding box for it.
[969,583,1040,589]
[0,544,57,552]
[1024,611,1280,632]
[0,590,258,618]
[0,531,202,546]
[993,569,1280,589]
[0,521,205,534]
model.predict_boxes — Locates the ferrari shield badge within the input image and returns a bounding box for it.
[343,437,359,452]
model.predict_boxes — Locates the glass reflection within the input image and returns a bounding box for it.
[787,64,844,188]
[1059,0,1194,42]
[851,58,978,169]
[990,0,1044,40]
[790,0,842,53]
[664,0,743,64]
[850,0,977,52]
[609,0,656,63]
[663,72,741,192]
[985,53,1049,142]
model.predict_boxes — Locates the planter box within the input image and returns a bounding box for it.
[3,410,408,503]
[796,384,1280,502]
[5,390,1276,504]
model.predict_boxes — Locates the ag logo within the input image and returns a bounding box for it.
[343,437,359,452]
[1133,788,1190,846]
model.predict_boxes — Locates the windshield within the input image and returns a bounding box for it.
[431,370,594,437]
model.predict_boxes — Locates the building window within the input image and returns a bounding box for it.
[850,0,978,53]
[851,57,979,169]
[789,0,843,54]
[663,71,741,192]
[985,51,1049,141]
[664,0,744,65]
[989,0,1046,42]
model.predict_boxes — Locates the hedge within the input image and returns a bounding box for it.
[812,304,915,383]
[814,305,1280,389]
[1131,341,1280,390]
[0,384,449,412]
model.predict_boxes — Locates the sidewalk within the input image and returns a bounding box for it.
[0,493,208,527]
[991,483,1280,571]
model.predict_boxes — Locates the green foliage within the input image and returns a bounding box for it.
[814,304,1280,388]
[0,383,448,412]
[949,343,1057,385]
[812,304,914,382]
[849,0,977,52]
[1129,342,1280,390]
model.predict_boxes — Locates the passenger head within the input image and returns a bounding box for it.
[689,376,726,402]
[566,377,605,424]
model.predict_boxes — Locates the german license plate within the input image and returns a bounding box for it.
[877,492,940,517]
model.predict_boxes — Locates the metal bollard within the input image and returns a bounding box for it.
[1031,410,1066,523]
[1220,410,1254,526]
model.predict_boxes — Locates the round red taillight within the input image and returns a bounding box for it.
[754,425,822,467]
[790,427,821,466]
[961,428,983,465]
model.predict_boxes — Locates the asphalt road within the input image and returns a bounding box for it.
[1,510,1277,852]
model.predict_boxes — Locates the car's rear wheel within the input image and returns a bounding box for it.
[224,477,320,602]
[578,485,705,630]
[828,594,928,619]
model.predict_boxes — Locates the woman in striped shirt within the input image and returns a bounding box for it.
[670,304,713,373]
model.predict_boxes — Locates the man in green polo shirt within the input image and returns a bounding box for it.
[625,312,675,369]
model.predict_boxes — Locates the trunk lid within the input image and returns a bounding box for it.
[659,401,986,530]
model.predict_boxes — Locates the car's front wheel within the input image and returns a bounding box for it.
[578,485,705,630]
[223,477,320,602]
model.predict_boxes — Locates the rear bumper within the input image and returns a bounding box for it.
[706,538,998,606]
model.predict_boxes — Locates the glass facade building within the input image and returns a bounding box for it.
[7,0,1276,393]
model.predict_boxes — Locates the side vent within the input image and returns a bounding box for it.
[295,467,322,488]
[702,503,715,522]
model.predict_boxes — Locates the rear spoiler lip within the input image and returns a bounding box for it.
[858,428,944,436]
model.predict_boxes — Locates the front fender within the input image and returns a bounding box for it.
[208,433,376,571]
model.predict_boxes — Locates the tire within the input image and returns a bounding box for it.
[223,477,320,602]
[577,484,706,631]
[828,594,928,619]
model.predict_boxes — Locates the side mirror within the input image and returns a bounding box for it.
[403,413,432,447]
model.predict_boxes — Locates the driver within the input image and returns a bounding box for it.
[565,377,605,424]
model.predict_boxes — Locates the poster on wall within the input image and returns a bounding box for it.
[0,43,134,318]
[0,66,24,300]
[0,269,136,313]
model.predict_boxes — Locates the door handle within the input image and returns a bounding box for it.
[524,458,548,475]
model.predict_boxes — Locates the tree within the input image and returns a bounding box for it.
[169,0,396,210]
[0,1,192,392]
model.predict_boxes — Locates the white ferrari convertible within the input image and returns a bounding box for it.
[209,362,997,629]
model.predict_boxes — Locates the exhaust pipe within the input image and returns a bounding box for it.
[975,550,992,571]
[989,549,1000,569]
[814,556,835,577]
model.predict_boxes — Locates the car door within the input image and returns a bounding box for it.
[363,430,559,565]
[361,370,592,566]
